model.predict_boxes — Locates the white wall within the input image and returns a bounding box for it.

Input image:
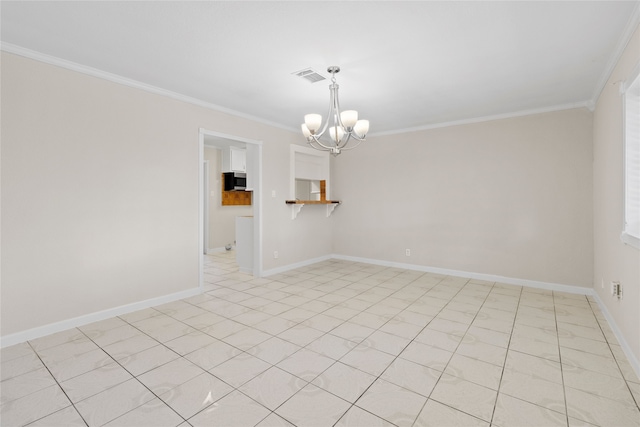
[204,147,252,250]
[593,24,640,368]
[261,141,335,273]
[332,108,594,288]
[0,52,333,338]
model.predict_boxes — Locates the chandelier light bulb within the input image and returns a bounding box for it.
[354,120,369,137]
[304,114,322,133]
[340,110,358,128]
[301,124,311,138]
[329,126,345,143]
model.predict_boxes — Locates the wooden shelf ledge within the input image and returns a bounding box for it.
[285,200,340,219]
[285,200,340,204]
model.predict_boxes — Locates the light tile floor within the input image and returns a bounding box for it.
[2,252,639,426]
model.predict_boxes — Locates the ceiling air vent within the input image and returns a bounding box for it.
[292,68,326,83]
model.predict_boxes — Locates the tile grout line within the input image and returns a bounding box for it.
[487,283,522,427]
[73,323,189,426]
[553,291,571,427]
[26,335,91,426]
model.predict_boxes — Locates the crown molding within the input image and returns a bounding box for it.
[370,101,592,137]
[590,2,640,106]
[1,42,298,134]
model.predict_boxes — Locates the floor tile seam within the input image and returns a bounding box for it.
[68,378,136,412]
[334,404,402,427]
[34,329,122,380]
[0,366,61,405]
[439,279,503,358]
[551,295,577,427]
[557,341,631,365]
[0,386,79,427]
[555,326,608,343]
[127,294,288,347]
[0,346,38,365]
[370,277,484,391]
[0,354,48,384]
[21,341,92,427]
[588,311,640,388]
[27,330,95,362]
[418,396,496,426]
[338,353,416,427]
[561,381,640,411]
[492,391,569,424]
[557,339,620,361]
[89,375,185,427]
[99,329,196,392]
[374,276,473,349]
[333,289,470,427]
[108,315,201,361]
[229,369,333,426]
[351,401,405,427]
[227,309,298,331]
[488,284,523,427]
[269,318,334,348]
[629,382,640,411]
[143,348,254,422]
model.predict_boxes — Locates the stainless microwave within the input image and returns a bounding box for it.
[223,172,247,191]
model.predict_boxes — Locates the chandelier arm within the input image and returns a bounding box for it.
[308,135,335,151]
[307,142,330,152]
[307,140,331,152]
[313,82,339,141]
[336,132,352,149]
[336,138,364,151]
[332,83,346,130]
[348,132,366,141]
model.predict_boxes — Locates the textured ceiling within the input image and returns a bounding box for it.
[2,1,638,135]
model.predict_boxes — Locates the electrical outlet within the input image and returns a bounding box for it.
[601,278,604,289]
[272,190,276,198]
[405,249,411,256]
[273,251,279,259]
[611,282,622,299]
[612,281,622,299]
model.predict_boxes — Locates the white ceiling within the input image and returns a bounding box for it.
[2,1,638,135]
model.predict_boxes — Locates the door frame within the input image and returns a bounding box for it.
[203,159,210,254]
[198,128,263,289]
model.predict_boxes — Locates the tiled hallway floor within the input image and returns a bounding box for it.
[1,252,639,426]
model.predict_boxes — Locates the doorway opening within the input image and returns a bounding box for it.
[198,129,263,289]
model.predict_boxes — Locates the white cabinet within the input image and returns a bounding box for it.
[223,147,246,172]
[231,147,246,172]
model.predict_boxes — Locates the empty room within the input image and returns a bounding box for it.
[1,1,639,426]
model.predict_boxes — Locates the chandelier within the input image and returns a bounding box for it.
[301,66,370,155]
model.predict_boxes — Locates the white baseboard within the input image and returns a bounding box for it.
[262,254,333,277]
[0,287,202,348]
[206,247,230,254]
[591,292,640,380]
[332,254,592,295]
